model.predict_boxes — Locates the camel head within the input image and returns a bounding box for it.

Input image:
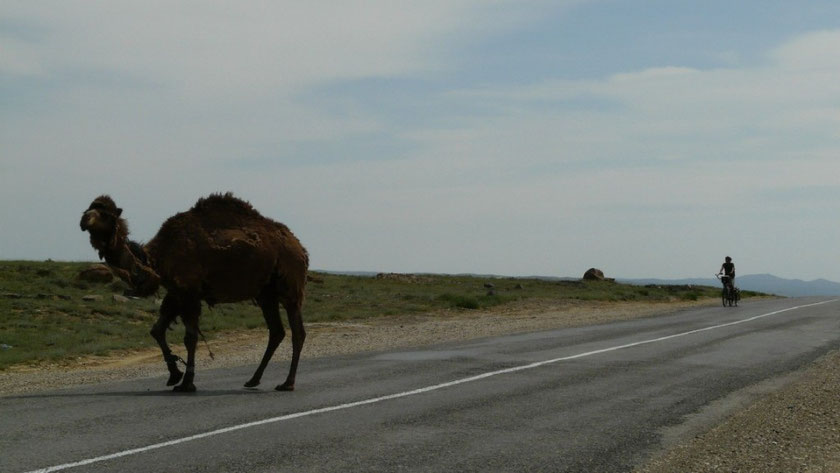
[80,195,161,297]
[80,195,128,253]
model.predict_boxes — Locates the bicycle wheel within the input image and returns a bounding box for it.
[721,288,727,307]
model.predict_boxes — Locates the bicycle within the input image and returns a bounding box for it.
[715,273,739,307]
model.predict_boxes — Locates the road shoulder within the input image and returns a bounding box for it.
[637,348,840,473]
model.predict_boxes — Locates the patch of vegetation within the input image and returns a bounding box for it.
[437,293,481,309]
[0,261,737,370]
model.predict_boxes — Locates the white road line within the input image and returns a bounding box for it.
[25,299,837,473]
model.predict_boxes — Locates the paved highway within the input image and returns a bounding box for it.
[3,297,839,472]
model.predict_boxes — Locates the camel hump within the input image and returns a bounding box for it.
[191,192,262,218]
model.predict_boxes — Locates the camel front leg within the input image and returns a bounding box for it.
[150,296,183,387]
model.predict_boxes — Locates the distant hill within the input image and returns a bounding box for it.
[620,274,840,297]
[317,271,840,298]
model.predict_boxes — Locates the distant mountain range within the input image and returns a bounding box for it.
[619,274,840,297]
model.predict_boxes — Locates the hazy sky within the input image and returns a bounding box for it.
[3,1,840,280]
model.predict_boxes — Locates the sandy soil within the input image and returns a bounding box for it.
[3,298,838,471]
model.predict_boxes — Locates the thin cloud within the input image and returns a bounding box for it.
[1,3,839,281]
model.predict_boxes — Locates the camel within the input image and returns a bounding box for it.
[80,193,308,393]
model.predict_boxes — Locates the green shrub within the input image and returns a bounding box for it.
[437,293,480,309]
[454,297,480,309]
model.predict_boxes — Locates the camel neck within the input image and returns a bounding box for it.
[103,241,134,270]
[103,242,161,297]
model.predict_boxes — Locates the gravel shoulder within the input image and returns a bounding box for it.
[637,348,840,473]
[3,298,837,471]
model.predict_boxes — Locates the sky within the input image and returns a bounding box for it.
[2,1,840,281]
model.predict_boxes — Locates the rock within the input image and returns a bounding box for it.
[78,264,113,283]
[82,295,103,302]
[514,283,525,290]
[112,294,130,303]
[484,283,496,289]
[2,293,23,299]
[583,268,606,281]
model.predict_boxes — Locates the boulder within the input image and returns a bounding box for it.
[583,268,605,281]
[78,264,113,283]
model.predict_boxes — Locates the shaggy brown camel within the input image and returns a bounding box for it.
[80,193,308,393]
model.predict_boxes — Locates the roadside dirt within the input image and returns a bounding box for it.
[3,298,838,471]
[2,299,708,393]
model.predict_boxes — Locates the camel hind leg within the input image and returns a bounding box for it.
[172,296,201,393]
[277,297,305,391]
[244,291,286,388]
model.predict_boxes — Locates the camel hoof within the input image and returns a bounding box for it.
[243,378,261,388]
[166,371,184,386]
[172,383,196,393]
[275,383,294,392]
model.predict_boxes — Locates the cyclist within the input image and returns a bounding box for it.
[718,256,735,292]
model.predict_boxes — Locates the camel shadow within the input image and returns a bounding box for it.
[2,387,278,401]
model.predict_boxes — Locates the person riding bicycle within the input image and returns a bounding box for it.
[718,256,735,291]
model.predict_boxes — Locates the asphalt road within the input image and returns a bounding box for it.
[3,297,839,473]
